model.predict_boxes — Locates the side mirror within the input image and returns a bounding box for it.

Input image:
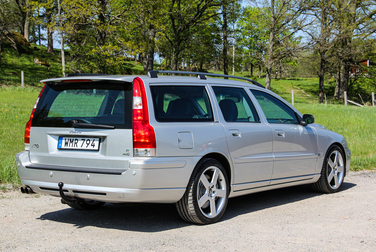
[302,114,315,125]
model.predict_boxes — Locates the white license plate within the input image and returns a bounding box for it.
[58,137,100,151]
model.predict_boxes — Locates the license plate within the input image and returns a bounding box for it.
[58,137,100,151]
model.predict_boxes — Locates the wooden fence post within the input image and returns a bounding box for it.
[21,71,24,87]
[373,92,375,107]
[344,91,347,106]
[292,90,294,106]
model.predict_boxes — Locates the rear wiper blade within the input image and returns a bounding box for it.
[71,122,115,129]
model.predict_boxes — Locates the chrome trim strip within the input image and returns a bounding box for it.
[25,164,126,175]
[233,174,319,193]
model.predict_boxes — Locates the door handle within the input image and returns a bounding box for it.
[229,130,241,137]
[276,130,285,138]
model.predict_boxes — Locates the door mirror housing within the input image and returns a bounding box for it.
[301,114,315,126]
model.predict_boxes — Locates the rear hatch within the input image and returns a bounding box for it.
[28,79,133,173]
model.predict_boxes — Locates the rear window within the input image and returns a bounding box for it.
[32,81,132,129]
[150,85,213,122]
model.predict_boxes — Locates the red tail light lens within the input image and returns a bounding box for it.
[25,84,46,145]
[133,77,156,153]
[60,79,92,83]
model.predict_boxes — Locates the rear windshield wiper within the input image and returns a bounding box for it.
[69,120,115,129]
[71,122,115,129]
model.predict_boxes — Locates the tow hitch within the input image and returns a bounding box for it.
[58,182,76,204]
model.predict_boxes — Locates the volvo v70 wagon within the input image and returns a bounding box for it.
[16,71,351,224]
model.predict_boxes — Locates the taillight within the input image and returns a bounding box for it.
[133,77,156,156]
[24,84,46,148]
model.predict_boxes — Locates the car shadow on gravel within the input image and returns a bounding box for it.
[38,182,356,232]
[223,181,356,222]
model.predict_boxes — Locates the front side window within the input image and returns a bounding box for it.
[251,90,298,124]
[151,85,213,122]
[213,86,259,122]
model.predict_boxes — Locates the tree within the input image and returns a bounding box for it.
[180,21,221,71]
[61,0,130,74]
[125,0,164,72]
[237,6,269,78]
[253,0,309,89]
[304,0,336,103]
[220,0,241,77]
[330,0,376,100]
[161,0,221,71]
[0,0,18,61]
[12,0,32,41]
[29,0,57,54]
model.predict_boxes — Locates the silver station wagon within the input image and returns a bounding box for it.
[16,71,351,224]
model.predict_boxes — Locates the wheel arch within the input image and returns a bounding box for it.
[200,152,232,184]
[328,142,348,176]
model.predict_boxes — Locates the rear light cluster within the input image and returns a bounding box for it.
[24,84,46,150]
[132,77,156,157]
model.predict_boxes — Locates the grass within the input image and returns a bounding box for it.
[0,86,42,184]
[0,44,63,86]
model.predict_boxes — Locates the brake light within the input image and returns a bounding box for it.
[60,79,92,82]
[24,84,46,148]
[133,77,156,156]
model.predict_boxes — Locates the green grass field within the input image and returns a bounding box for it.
[0,86,41,183]
[0,79,375,184]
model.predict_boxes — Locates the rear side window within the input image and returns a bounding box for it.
[150,86,213,122]
[32,81,132,129]
[213,86,259,123]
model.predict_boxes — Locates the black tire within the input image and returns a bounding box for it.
[66,199,105,210]
[176,158,229,224]
[312,145,345,193]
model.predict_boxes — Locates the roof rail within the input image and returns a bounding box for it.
[147,70,265,88]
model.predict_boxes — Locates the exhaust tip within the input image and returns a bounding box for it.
[20,186,35,194]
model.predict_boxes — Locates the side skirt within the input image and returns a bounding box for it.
[229,174,321,198]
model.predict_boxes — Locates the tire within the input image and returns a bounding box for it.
[176,158,229,224]
[312,145,345,193]
[65,199,105,210]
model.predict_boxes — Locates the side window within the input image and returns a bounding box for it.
[251,90,298,124]
[150,86,213,122]
[212,86,259,123]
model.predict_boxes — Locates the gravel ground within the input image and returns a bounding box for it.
[1,171,375,252]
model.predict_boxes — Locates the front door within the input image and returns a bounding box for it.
[251,90,319,184]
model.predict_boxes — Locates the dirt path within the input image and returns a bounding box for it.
[1,171,375,251]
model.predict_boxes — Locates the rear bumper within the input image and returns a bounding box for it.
[16,151,198,203]
[20,179,186,203]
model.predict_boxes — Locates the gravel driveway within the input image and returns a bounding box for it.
[1,171,375,251]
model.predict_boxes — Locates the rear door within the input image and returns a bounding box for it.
[29,80,133,172]
[212,86,273,192]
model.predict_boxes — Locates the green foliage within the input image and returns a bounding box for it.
[237,6,269,74]
[60,0,131,74]
[0,86,41,184]
[0,44,62,85]
[0,43,143,82]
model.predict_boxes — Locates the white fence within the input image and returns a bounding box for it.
[291,90,375,107]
